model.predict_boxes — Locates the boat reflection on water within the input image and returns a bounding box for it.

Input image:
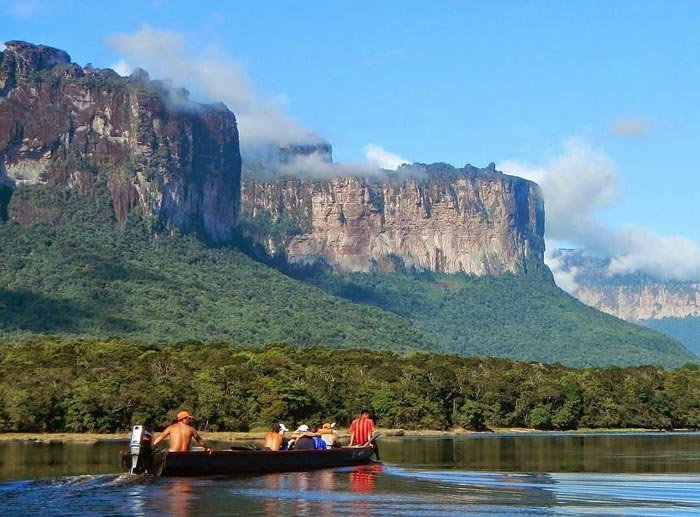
[316,468,335,515]
[253,464,385,516]
[260,470,331,515]
[165,478,195,517]
[262,473,282,515]
[349,463,383,516]
[349,463,383,493]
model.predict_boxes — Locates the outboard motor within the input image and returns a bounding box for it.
[128,425,154,474]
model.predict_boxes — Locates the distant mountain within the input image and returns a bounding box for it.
[551,249,700,319]
[551,249,700,355]
[643,317,700,357]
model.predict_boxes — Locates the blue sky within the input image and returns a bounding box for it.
[3,0,700,284]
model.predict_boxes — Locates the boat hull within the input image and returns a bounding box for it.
[122,446,375,477]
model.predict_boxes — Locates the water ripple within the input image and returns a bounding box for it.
[2,466,700,516]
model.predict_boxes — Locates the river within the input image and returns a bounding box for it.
[2,432,700,516]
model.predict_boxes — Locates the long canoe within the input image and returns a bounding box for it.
[121,425,376,476]
[121,445,376,477]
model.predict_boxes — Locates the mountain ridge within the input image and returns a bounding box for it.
[241,157,546,275]
[0,41,695,368]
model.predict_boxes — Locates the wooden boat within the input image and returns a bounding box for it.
[121,425,376,476]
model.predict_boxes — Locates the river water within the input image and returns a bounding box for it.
[2,433,700,516]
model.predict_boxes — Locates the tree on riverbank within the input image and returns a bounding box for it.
[1,338,699,433]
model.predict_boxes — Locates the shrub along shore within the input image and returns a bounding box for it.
[2,338,700,434]
[0,428,682,444]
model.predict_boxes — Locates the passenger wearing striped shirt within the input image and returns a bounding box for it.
[348,409,375,446]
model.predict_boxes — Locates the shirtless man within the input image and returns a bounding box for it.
[263,423,288,451]
[152,411,210,452]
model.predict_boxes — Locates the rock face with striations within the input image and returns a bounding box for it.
[0,41,241,242]
[241,162,545,275]
[550,249,700,321]
[574,283,700,321]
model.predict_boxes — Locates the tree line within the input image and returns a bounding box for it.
[1,337,699,433]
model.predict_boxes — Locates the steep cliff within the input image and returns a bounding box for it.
[574,284,700,321]
[241,162,545,275]
[0,41,241,242]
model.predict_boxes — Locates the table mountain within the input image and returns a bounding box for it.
[241,160,545,275]
[0,40,241,242]
[552,249,700,321]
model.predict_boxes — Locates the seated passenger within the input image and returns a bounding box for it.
[310,426,327,450]
[349,409,375,446]
[318,422,340,448]
[263,423,288,451]
[291,424,316,450]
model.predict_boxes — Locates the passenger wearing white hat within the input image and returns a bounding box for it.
[287,424,317,450]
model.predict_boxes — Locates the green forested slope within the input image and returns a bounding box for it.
[296,269,697,368]
[643,317,700,357]
[0,216,694,367]
[1,185,695,368]
[0,219,437,352]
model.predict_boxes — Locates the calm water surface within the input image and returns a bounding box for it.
[2,433,700,516]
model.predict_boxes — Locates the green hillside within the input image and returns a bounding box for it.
[0,218,437,352]
[294,269,697,368]
[1,185,695,368]
[1,213,694,367]
[643,317,700,357]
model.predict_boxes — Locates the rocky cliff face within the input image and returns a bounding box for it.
[574,284,700,321]
[241,163,545,275]
[551,249,700,321]
[0,41,241,242]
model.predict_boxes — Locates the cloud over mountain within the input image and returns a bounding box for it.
[363,144,410,170]
[108,26,315,148]
[108,26,410,176]
[500,138,700,289]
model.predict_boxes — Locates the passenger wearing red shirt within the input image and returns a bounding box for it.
[348,409,375,446]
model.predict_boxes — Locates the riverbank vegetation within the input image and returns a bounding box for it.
[2,338,699,434]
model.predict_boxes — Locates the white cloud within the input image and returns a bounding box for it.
[363,144,410,170]
[500,137,619,249]
[500,138,700,282]
[607,228,700,281]
[608,117,652,138]
[277,152,383,180]
[109,59,132,77]
[107,26,315,148]
[544,248,580,293]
